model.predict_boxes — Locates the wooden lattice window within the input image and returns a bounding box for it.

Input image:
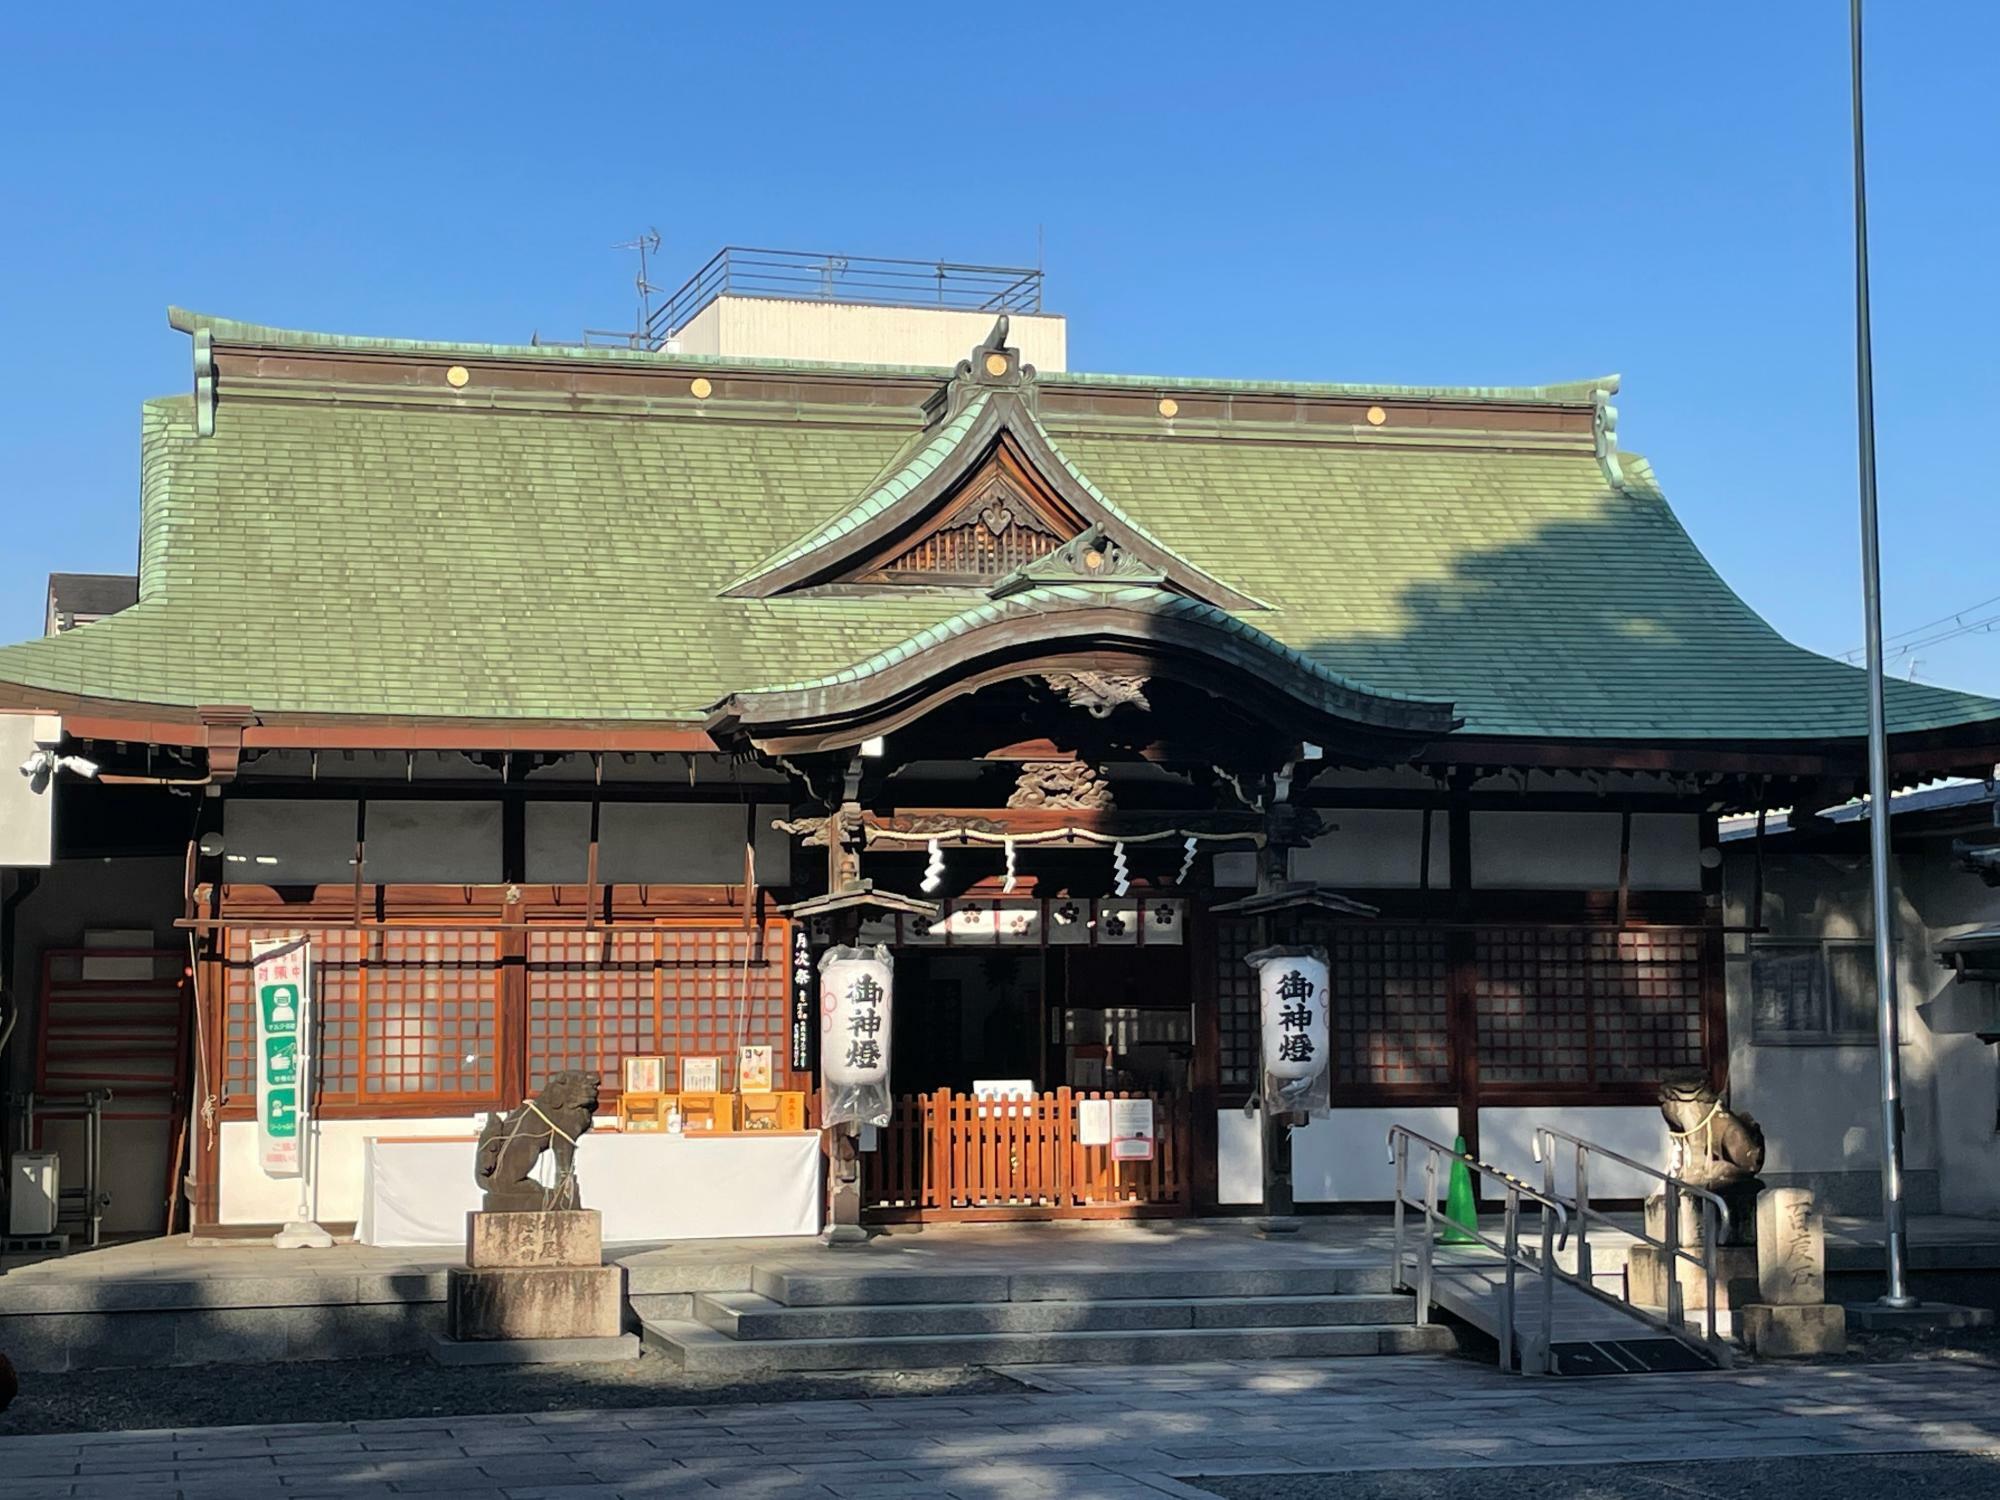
[1474,929,1592,1084]
[220,926,503,1108]
[1325,926,1452,1087]
[526,929,656,1090]
[364,930,503,1099]
[526,921,791,1094]
[1473,927,1704,1086]
[1213,918,1260,1094]
[1590,929,1704,1079]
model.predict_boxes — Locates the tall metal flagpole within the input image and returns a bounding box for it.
[1850,0,1914,1309]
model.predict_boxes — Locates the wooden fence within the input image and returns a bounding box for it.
[861,1087,1192,1223]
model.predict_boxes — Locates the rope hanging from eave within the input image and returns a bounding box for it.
[866,826,1265,849]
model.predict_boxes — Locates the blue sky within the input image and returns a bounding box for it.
[3,3,1995,695]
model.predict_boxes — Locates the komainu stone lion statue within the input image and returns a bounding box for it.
[474,1071,600,1213]
[1659,1070,1765,1189]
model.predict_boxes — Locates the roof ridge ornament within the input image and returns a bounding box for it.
[988,523,1165,598]
[949,315,1036,416]
[193,327,216,438]
[1592,379,1629,493]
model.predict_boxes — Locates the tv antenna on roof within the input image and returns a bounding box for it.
[615,229,664,346]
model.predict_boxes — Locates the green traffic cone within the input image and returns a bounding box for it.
[1438,1134,1478,1244]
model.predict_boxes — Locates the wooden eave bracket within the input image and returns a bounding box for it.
[196,704,260,781]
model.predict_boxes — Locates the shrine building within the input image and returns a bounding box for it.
[3,257,1997,1244]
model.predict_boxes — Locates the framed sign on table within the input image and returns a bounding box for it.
[681,1055,721,1092]
[622,1055,667,1095]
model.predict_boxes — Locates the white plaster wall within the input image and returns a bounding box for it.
[223,799,356,882]
[1212,852,1258,889]
[1295,1106,1459,1202]
[1721,844,1940,1188]
[366,802,502,882]
[1470,812,1622,889]
[683,296,1068,372]
[1290,810,1451,889]
[523,802,791,885]
[218,1115,487,1225]
[223,799,502,884]
[1477,1105,1664,1201]
[1216,1108,1262,1204]
[1908,854,2000,1215]
[1628,813,1702,891]
[0,714,54,866]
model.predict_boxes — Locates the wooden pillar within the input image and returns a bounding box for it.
[1256,765,1302,1235]
[822,905,869,1246]
[1446,796,1480,1166]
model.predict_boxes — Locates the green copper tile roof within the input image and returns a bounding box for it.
[741,583,1427,705]
[732,390,1261,607]
[1,332,1995,743]
[728,393,995,588]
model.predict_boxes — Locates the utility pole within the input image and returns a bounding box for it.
[1850,0,1915,1309]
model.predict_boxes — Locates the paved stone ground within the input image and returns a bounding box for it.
[0,1354,1018,1437]
[5,1356,2000,1499]
[1197,1452,2000,1499]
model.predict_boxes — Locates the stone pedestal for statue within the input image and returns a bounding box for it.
[1626,1183,1762,1315]
[434,1209,636,1364]
[1739,1187,1846,1357]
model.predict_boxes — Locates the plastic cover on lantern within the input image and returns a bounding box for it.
[1246,944,1331,1116]
[818,944,894,1128]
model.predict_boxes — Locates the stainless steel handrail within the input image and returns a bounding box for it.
[1386,1125,1570,1374]
[1532,1125,1736,1366]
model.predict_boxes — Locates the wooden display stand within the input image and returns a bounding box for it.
[739,1091,807,1132]
[677,1091,736,1133]
[616,1093,675,1133]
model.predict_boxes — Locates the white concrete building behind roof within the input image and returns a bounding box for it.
[599,246,1067,370]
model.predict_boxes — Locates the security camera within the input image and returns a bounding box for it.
[19,749,53,795]
[16,748,98,786]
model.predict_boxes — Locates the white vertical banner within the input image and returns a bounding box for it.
[251,936,312,1179]
[1247,944,1331,1115]
[819,944,893,1128]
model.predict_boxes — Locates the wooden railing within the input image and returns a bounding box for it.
[862,1087,1192,1223]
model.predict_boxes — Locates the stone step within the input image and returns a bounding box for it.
[641,1316,1460,1373]
[750,1263,1391,1307]
[694,1290,1418,1341]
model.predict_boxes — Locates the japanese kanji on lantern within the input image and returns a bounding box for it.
[818,944,894,1128]
[1246,944,1331,1114]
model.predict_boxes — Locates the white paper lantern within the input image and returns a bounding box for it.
[1258,953,1328,1080]
[1247,945,1331,1114]
[819,946,893,1127]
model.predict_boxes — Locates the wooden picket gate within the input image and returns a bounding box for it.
[861,1087,1192,1223]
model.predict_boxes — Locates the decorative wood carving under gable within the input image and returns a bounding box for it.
[848,435,1083,586]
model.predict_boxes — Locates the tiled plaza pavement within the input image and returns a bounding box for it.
[4,1356,2000,1500]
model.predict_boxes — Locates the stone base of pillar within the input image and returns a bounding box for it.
[1741,1301,1848,1357]
[1627,1244,1760,1313]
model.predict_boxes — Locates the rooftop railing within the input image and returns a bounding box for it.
[580,247,1045,350]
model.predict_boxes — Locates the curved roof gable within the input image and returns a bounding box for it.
[707,578,1458,758]
[724,321,1264,612]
